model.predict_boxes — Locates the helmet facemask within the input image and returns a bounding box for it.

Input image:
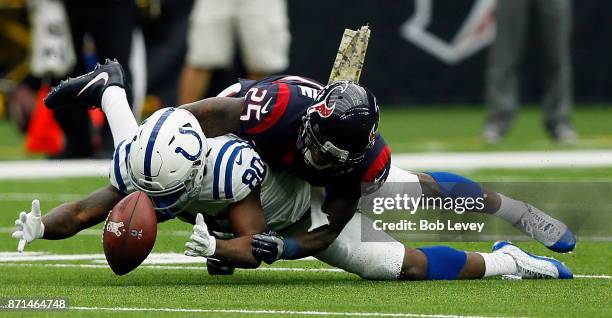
[129,157,205,216]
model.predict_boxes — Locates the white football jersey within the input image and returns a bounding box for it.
[109,134,311,231]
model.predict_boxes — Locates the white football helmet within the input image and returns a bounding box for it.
[128,107,208,216]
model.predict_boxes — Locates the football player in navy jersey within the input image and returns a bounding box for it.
[182,75,577,278]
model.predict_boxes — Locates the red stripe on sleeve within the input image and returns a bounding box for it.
[362,144,391,182]
[246,83,290,134]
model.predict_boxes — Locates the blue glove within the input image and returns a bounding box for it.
[251,231,285,264]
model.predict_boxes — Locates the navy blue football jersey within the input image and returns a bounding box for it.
[234,75,391,194]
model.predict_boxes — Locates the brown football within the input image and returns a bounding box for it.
[103,191,157,275]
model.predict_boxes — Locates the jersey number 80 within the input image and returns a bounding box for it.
[242,157,266,190]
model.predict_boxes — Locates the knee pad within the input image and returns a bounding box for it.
[426,171,482,199]
[347,242,405,280]
[315,214,405,280]
[417,246,467,280]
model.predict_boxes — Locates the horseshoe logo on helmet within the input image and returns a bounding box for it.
[175,127,203,161]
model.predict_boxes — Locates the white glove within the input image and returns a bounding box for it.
[184,213,217,257]
[12,200,45,252]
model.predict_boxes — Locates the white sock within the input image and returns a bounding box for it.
[493,194,527,225]
[478,252,517,277]
[101,86,138,148]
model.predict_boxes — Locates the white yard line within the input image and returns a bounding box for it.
[69,305,517,318]
[0,262,343,272]
[0,252,319,263]
[392,150,612,170]
[574,274,612,279]
[0,159,110,179]
[0,192,83,202]
[2,150,612,180]
[3,227,611,243]
[0,262,609,279]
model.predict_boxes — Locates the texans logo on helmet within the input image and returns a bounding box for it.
[308,101,335,118]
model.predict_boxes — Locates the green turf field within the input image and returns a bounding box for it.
[0,171,610,318]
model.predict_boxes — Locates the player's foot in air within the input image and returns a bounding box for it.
[45,58,127,110]
[492,240,573,279]
[513,204,576,253]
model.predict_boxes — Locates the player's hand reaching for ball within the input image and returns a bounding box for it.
[184,213,217,257]
[12,199,45,252]
[251,230,285,264]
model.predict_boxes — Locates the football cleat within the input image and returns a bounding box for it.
[44,58,127,110]
[492,240,573,279]
[514,204,576,253]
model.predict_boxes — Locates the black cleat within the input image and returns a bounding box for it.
[45,59,127,110]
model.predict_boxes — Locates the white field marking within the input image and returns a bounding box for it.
[0,159,110,179]
[0,263,344,273]
[2,150,612,180]
[2,227,611,243]
[0,227,192,238]
[0,252,318,264]
[392,150,612,170]
[70,305,518,318]
[0,192,83,202]
[0,262,610,279]
[574,274,612,279]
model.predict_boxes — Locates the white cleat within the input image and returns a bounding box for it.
[492,241,573,279]
[514,203,576,253]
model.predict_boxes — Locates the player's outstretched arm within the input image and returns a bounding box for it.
[179,97,244,137]
[185,187,268,268]
[41,185,124,240]
[252,191,360,263]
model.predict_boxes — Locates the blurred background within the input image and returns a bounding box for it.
[0,0,611,160]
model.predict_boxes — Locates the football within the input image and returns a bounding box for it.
[103,191,157,275]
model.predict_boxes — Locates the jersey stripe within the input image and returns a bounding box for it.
[213,140,238,199]
[124,141,132,173]
[246,83,290,134]
[362,144,391,182]
[144,108,175,181]
[224,145,249,199]
[113,139,127,193]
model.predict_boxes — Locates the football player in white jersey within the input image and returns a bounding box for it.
[14,60,573,281]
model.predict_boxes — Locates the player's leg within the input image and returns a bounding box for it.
[87,0,138,153]
[483,0,529,142]
[311,213,571,280]
[362,166,575,253]
[237,0,290,78]
[100,86,138,147]
[45,60,137,147]
[178,0,234,103]
[419,171,575,252]
[537,0,575,142]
